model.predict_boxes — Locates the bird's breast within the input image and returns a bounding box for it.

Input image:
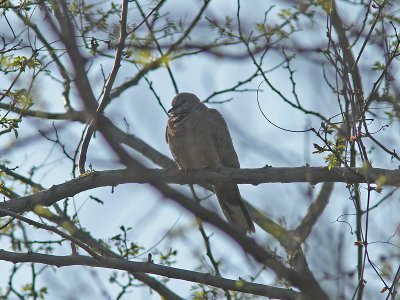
[167,113,221,169]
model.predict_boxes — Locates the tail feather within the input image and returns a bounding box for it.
[213,183,255,233]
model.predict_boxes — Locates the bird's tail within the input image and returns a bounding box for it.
[213,183,255,233]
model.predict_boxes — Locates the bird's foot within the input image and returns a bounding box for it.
[165,164,180,175]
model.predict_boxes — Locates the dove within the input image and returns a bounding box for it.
[166,92,255,233]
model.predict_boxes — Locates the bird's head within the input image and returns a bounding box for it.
[168,93,202,116]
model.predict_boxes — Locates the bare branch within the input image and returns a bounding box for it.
[294,182,334,243]
[0,249,307,300]
[0,166,397,217]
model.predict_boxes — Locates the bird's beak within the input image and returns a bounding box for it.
[167,107,174,115]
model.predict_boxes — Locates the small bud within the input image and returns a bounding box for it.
[354,241,364,247]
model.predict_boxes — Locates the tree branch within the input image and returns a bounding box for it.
[0,250,307,300]
[78,0,130,174]
[0,166,397,217]
[294,182,334,244]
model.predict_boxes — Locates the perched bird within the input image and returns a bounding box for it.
[166,92,255,233]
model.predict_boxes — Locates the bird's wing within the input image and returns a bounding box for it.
[207,108,240,168]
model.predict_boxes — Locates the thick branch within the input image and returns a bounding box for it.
[0,166,398,216]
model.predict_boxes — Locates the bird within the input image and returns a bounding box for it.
[166,92,255,233]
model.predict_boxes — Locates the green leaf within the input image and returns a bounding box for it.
[278,8,293,19]
[372,61,385,71]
